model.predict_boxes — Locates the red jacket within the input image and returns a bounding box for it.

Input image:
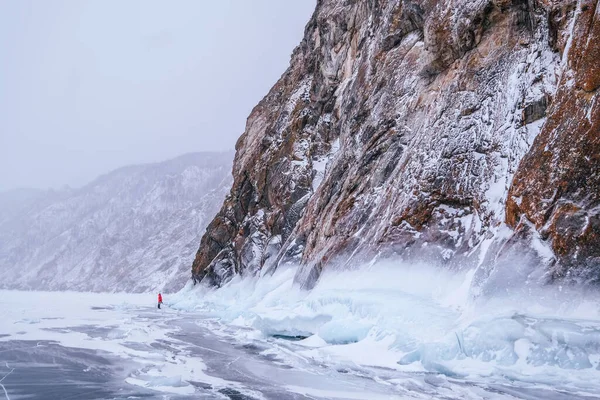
[158,294,163,303]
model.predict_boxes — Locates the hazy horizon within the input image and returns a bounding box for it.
[0,1,316,192]
[0,150,236,194]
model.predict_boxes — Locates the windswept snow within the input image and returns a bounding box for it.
[0,291,408,399]
[2,261,600,399]
[171,262,600,399]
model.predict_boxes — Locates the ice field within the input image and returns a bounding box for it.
[2,263,600,399]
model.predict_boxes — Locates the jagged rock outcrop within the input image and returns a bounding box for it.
[0,152,232,292]
[505,0,600,283]
[192,0,599,288]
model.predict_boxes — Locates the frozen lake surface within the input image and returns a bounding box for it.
[2,264,600,399]
[0,292,413,399]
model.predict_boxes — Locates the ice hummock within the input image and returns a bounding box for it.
[171,262,600,396]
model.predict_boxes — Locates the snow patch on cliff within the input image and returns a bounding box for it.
[311,138,341,192]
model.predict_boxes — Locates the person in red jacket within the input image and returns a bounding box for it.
[158,293,163,309]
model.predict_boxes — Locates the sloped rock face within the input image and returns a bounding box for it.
[193,0,598,288]
[506,0,600,283]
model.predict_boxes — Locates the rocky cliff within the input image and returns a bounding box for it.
[0,152,232,292]
[192,0,599,289]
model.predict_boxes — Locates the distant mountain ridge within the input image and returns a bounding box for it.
[0,152,233,292]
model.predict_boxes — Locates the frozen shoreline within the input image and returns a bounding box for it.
[1,264,600,399]
[171,263,600,399]
[0,290,408,399]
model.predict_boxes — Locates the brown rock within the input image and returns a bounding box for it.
[506,0,600,281]
[192,0,598,289]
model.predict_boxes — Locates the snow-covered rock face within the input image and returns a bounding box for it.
[193,0,599,288]
[0,152,232,293]
[505,0,600,283]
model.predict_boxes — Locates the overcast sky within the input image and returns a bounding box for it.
[0,0,315,191]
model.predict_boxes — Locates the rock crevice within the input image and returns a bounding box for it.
[192,0,599,288]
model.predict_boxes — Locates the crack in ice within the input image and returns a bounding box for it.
[0,362,14,400]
